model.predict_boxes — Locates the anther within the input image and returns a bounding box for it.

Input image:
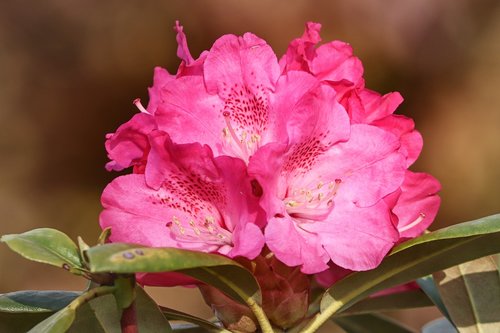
[133,98,149,114]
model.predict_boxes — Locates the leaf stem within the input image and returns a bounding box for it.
[298,301,344,333]
[68,285,117,311]
[121,300,138,333]
[246,297,274,333]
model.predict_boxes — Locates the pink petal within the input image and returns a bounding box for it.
[265,216,330,274]
[136,272,198,287]
[344,89,404,124]
[285,84,350,147]
[311,124,406,207]
[146,67,174,115]
[248,142,289,216]
[268,71,319,143]
[311,41,364,85]
[204,33,280,96]
[105,113,157,172]
[145,131,218,190]
[303,199,398,271]
[228,222,265,259]
[154,75,223,150]
[103,132,265,258]
[214,155,266,230]
[100,175,179,248]
[372,115,423,167]
[315,264,352,288]
[394,171,441,238]
[279,22,322,73]
[174,21,194,65]
[174,21,207,77]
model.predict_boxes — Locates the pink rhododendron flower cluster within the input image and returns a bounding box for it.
[101,22,440,279]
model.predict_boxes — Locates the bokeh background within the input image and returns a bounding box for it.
[1,0,499,331]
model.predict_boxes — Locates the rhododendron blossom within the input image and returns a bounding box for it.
[101,130,265,259]
[101,21,440,280]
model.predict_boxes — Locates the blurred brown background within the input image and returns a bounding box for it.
[1,1,499,331]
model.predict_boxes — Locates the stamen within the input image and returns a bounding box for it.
[223,111,248,156]
[133,98,149,114]
[399,213,426,232]
[284,178,342,219]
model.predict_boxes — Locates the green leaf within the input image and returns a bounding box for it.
[1,228,83,274]
[0,312,53,332]
[77,236,90,262]
[417,275,451,319]
[434,255,500,332]
[298,214,500,333]
[5,285,170,333]
[338,289,434,316]
[321,214,500,314]
[134,286,172,333]
[97,227,112,245]
[0,290,80,313]
[160,306,228,332]
[333,313,415,333]
[170,322,217,332]
[25,286,116,333]
[0,291,79,333]
[83,289,173,333]
[113,276,136,309]
[85,244,261,305]
[422,318,457,333]
[27,305,76,333]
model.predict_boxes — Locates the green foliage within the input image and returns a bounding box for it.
[422,318,457,333]
[1,228,84,275]
[434,255,500,333]
[339,289,434,316]
[333,313,414,333]
[1,214,500,333]
[416,275,451,320]
[0,291,80,313]
[160,306,230,332]
[320,214,500,314]
[0,291,79,333]
[85,243,261,305]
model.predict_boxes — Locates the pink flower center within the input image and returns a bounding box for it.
[166,215,232,246]
[279,135,340,221]
[284,179,341,220]
[220,83,269,162]
[151,170,232,247]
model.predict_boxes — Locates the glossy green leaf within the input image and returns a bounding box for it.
[0,312,53,332]
[134,286,172,332]
[0,290,80,313]
[160,306,228,332]
[338,289,433,316]
[322,215,500,312]
[77,236,90,262]
[170,322,217,332]
[68,302,110,333]
[27,305,76,333]
[85,244,261,305]
[97,227,112,245]
[113,276,136,309]
[333,313,414,333]
[25,286,116,333]
[422,318,457,333]
[0,291,79,333]
[434,255,500,332]
[417,275,451,319]
[299,214,500,333]
[1,228,83,273]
